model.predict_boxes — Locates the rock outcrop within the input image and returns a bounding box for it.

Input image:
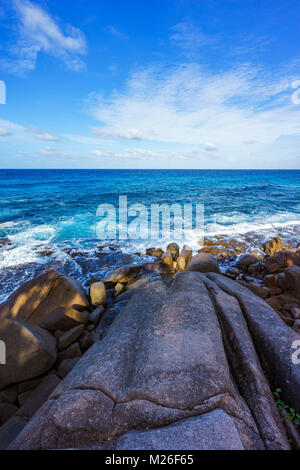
[0,271,90,326]
[8,272,293,450]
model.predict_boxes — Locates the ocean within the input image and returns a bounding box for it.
[0,169,299,303]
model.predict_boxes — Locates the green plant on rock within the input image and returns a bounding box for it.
[273,388,300,427]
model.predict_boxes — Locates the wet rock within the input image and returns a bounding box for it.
[105,265,142,284]
[0,238,11,247]
[58,324,85,351]
[187,253,221,274]
[89,282,107,307]
[146,248,164,259]
[262,236,282,256]
[0,319,57,389]
[0,271,90,326]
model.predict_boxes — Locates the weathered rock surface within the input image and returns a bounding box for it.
[207,272,300,412]
[263,236,282,255]
[187,253,221,273]
[0,271,89,326]
[8,272,291,450]
[0,319,57,389]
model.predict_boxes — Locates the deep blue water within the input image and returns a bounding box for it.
[0,169,299,302]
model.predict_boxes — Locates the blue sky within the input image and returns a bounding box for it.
[0,0,300,169]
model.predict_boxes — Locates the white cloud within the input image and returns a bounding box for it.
[87,63,300,164]
[34,132,60,142]
[105,26,128,40]
[91,147,219,162]
[38,146,68,157]
[1,0,87,75]
[92,149,103,157]
[204,142,217,151]
[91,126,144,140]
[0,128,12,137]
[170,22,215,56]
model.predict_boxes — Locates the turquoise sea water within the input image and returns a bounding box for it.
[0,169,299,302]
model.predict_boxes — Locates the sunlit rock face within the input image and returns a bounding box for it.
[9,271,298,450]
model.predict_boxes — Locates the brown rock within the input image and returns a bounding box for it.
[58,324,85,351]
[263,275,277,288]
[236,254,257,270]
[78,331,94,350]
[0,271,89,326]
[57,358,80,379]
[282,265,300,296]
[57,343,82,362]
[115,282,125,296]
[18,377,43,395]
[187,253,221,274]
[177,245,192,271]
[262,236,282,256]
[237,281,270,300]
[89,282,107,307]
[0,319,57,389]
[267,263,280,274]
[166,243,180,261]
[161,251,174,268]
[44,307,89,331]
[105,265,142,284]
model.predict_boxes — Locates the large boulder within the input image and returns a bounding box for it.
[0,319,57,389]
[8,273,289,450]
[187,253,220,274]
[0,271,89,326]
